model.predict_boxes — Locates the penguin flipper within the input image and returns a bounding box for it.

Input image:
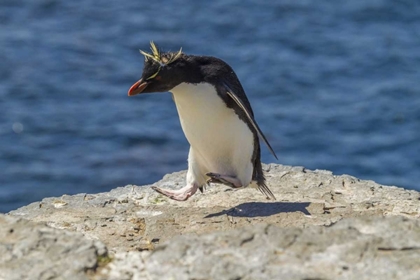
[222,82,278,160]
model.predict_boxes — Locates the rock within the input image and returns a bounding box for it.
[0,215,108,280]
[100,216,420,280]
[4,164,420,279]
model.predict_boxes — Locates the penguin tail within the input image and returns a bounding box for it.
[254,181,276,200]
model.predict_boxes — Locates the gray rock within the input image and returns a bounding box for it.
[5,164,420,279]
[0,215,108,280]
[95,216,420,280]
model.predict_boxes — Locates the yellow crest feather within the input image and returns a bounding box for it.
[139,50,156,61]
[168,47,182,64]
[139,42,183,65]
[150,41,160,59]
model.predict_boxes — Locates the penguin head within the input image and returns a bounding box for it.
[128,42,201,96]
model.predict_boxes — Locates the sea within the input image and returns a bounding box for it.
[1,0,419,213]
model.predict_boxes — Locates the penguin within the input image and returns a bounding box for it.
[128,42,277,201]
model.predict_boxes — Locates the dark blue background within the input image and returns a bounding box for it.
[1,0,419,212]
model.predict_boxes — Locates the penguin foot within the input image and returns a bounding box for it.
[206,173,242,188]
[152,184,198,201]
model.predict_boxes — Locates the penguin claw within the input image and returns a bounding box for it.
[198,185,206,193]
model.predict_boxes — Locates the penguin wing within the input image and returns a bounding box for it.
[223,82,278,160]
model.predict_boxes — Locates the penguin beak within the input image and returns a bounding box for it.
[128,79,149,96]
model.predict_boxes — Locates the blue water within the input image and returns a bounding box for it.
[1,0,419,213]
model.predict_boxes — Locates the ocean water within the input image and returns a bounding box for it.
[1,0,419,213]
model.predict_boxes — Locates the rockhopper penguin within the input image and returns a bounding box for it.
[128,42,277,201]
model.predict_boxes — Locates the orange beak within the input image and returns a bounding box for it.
[128,79,149,96]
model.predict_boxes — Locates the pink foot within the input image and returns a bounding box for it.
[152,184,198,201]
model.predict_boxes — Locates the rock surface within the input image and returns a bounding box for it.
[0,215,108,280]
[100,216,420,280]
[4,164,420,279]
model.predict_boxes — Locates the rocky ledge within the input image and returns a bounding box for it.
[2,164,420,279]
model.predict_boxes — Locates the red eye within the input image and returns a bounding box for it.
[155,76,162,81]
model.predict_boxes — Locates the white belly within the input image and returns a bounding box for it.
[171,82,254,186]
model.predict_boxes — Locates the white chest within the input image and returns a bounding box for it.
[170,82,254,181]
